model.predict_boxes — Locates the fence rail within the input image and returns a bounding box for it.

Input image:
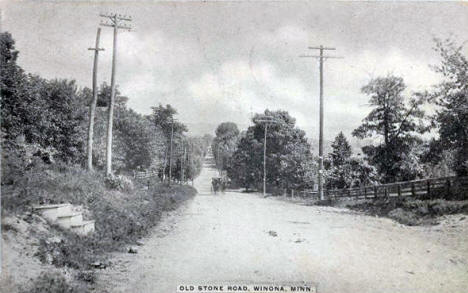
[133,170,158,179]
[295,176,468,201]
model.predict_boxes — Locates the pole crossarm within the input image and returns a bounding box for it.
[88,47,105,51]
[255,119,280,124]
[308,46,336,50]
[299,55,343,59]
[99,13,132,21]
[100,22,132,31]
[253,115,281,124]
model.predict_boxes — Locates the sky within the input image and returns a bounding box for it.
[1,0,468,141]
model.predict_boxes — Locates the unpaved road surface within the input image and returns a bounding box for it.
[97,156,468,293]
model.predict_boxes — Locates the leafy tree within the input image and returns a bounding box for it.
[348,156,379,186]
[228,130,259,190]
[1,32,25,141]
[211,122,240,171]
[92,92,166,173]
[150,104,187,138]
[428,38,468,176]
[227,110,315,192]
[150,104,188,180]
[1,33,90,164]
[353,75,427,183]
[325,132,353,189]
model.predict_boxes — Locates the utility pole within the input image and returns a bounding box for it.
[216,144,221,176]
[100,13,132,176]
[86,28,105,171]
[300,45,342,200]
[181,141,186,183]
[255,116,280,197]
[169,117,176,186]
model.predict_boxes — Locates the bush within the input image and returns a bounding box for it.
[104,174,134,192]
[22,271,85,293]
[388,208,421,226]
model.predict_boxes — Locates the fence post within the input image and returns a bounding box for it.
[397,184,401,197]
[446,179,451,199]
[374,186,378,199]
[427,180,431,199]
[411,183,415,196]
[364,187,367,199]
[384,187,388,198]
[291,189,294,198]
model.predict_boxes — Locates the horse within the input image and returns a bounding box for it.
[211,178,220,194]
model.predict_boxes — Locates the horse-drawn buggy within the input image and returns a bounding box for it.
[211,177,228,194]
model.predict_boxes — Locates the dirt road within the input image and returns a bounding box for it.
[97,156,468,293]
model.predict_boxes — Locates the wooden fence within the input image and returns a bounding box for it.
[133,170,158,179]
[295,176,468,201]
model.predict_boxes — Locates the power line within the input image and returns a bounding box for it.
[300,45,342,201]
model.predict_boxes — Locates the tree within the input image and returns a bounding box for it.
[325,132,353,189]
[91,96,166,173]
[428,38,468,176]
[211,122,240,172]
[150,104,187,181]
[1,32,25,141]
[353,75,427,183]
[228,131,259,190]
[227,110,315,192]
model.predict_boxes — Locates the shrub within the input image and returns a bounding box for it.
[22,271,84,293]
[388,208,421,226]
[104,174,134,192]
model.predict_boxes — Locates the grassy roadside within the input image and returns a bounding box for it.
[1,162,196,292]
[342,197,468,225]
[308,195,468,226]
[270,193,468,226]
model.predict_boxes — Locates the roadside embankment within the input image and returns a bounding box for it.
[1,162,196,292]
[337,197,468,225]
[270,193,468,226]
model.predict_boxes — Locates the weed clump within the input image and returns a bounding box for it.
[21,271,85,293]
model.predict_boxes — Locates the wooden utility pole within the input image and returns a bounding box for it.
[169,118,176,186]
[300,45,341,200]
[263,123,268,196]
[255,116,280,197]
[100,13,132,176]
[216,144,221,176]
[86,28,105,171]
[181,141,186,183]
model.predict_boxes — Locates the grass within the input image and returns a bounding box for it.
[2,160,197,290]
[20,271,85,293]
[329,197,468,226]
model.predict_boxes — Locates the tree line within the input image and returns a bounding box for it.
[212,38,467,193]
[0,32,209,183]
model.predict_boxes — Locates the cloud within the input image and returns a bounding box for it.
[187,59,313,131]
